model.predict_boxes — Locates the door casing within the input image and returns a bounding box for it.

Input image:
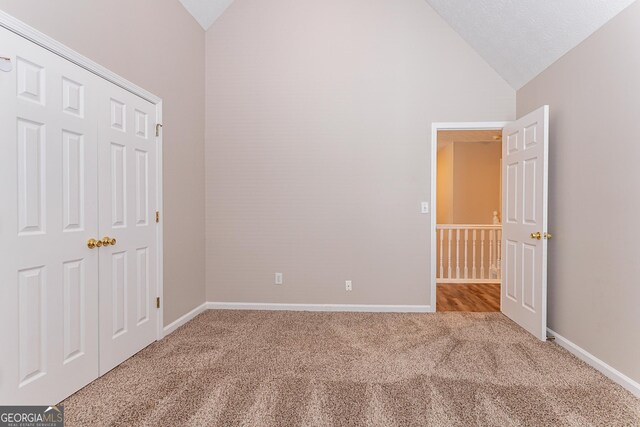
[430,121,509,312]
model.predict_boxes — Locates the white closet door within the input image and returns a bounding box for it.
[98,81,158,375]
[0,26,99,404]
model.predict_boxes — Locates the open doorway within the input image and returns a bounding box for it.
[430,108,549,338]
[433,127,503,312]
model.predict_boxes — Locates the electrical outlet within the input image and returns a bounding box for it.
[345,280,352,291]
[275,272,283,285]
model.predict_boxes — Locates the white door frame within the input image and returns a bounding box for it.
[430,122,508,311]
[0,11,165,340]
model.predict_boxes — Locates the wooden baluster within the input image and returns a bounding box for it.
[497,229,502,279]
[490,229,494,277]
[447,229,452,279]
[472,229,477,279]
[455,229,460,279]
[464,229,469,279]
[439,229,444,279]
[480,229,485,279]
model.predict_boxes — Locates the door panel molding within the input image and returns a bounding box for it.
[0,9,164,342]
[501,106,549,340]
[0,13,164,404]
[98,82,158,375]
[0,25,101,405]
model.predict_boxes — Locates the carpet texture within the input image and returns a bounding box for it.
[62,311,640,426]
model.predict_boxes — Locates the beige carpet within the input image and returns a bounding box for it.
[62,311,640,426]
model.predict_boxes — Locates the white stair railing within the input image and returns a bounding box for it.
[436,224,502,284]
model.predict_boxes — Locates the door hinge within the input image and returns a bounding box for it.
[156,211,160,223]
[156,297,160,309]
[155,123,163,137]
[0,56,12,73]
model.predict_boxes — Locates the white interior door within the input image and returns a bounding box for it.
[0,26,100,404]
[98,80,158,375]
[501,105,549,340]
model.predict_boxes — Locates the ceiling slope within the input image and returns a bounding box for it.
[178,0,234,30]
[425,0,636,89]
[179,0,636,88]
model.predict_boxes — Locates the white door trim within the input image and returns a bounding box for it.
[430,122,509,312]
[155,102,164,339]
[0,10,165,341]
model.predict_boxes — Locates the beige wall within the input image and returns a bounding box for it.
[0,0,207,325]
[205,0,515,306]
[436,143,454,224]
[452,141,501,224]
[518,1,640,384]
[437,139,502,225]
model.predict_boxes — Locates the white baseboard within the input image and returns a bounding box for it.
[163,302,208,337]
[548,328,640,397]
[206,302,433,313]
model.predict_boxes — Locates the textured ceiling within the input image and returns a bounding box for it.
[178,0,234,30]
[425,0,636,88]
[179,0,636,89]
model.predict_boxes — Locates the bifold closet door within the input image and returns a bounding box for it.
[0,26,100,404]
[97,80,158,375]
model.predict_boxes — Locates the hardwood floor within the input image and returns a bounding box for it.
[437,283,500,312]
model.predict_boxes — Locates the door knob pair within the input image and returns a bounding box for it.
[530,232,552,240]
[87,236,117,249]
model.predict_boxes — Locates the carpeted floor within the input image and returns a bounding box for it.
[62,311,640,426]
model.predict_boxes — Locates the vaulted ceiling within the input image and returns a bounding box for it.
[425,0,636,88]
[178,0,234,30]
[179,0,636,89]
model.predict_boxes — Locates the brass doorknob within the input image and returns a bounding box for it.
[101,236,117,246]
[530,232,542,240]
[544,232,553,240]
[87,238,103,249]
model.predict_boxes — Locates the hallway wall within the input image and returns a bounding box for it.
[437,140,502,225]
